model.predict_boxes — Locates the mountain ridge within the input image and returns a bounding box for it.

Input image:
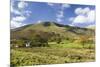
[11,21,95,41]
[11,21,94,31]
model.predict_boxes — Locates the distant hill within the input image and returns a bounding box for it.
[11,21,95,40]
[86,25,95,30]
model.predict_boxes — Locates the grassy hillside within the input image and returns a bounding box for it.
[10,21,95,66]
[11,21,95,41]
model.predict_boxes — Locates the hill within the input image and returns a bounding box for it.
[10,21,95,47]
[86,25,95,30]
[11,22,95,66]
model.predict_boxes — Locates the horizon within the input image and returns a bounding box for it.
[11,21,95,30]
[11,0,95,29]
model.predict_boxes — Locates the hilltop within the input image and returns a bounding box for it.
[11,21,95,48]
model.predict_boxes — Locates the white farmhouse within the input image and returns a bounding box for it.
[25,42,31,47]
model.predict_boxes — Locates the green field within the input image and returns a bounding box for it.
[11,46,95,66]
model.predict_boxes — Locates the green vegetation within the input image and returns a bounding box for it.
[11,48,95,66]
[10,22,95,66]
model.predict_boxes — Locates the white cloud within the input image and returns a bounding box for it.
[12,16,26,22]
[47,3,70,8]
[56,10,64,22]
[87,10,95,22]
[47,3,54,6]
[55,4,70,22]
[69,7,95,27]
[24,11,32,17]
[11,1,21,15]
[56,18,62,22]
[10,1,32,28]
[83,7,90,14]
[56,11,63,22]
[11,9,21,15]
[11,20,26,29]
[75,7,90,15]
[18,1,28,9]
[11,1,31,16]
[56,11,64,18]
[75,8,82,15]
[73,15,87,23]
[47,3,70,22]
[69,17,74,21]
[62,4,70,8]
[37,20,42,24]
[11,16,27,29]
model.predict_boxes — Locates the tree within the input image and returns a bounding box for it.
[11,39,25,47]
[30,31,50,47]
[55,34,62,44]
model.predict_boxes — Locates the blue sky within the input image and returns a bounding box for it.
[11,0,95,28]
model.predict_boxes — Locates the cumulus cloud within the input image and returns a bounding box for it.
[11,1,21,15]
[11,1,31,16]
[87,10,95,22]
[11,20,26,29]
[18,1,28,9]
[73,15,87,23]
[11,1,31,29]
[75,7,90,15]
[69,7,95,27]
[11,16,27,29]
